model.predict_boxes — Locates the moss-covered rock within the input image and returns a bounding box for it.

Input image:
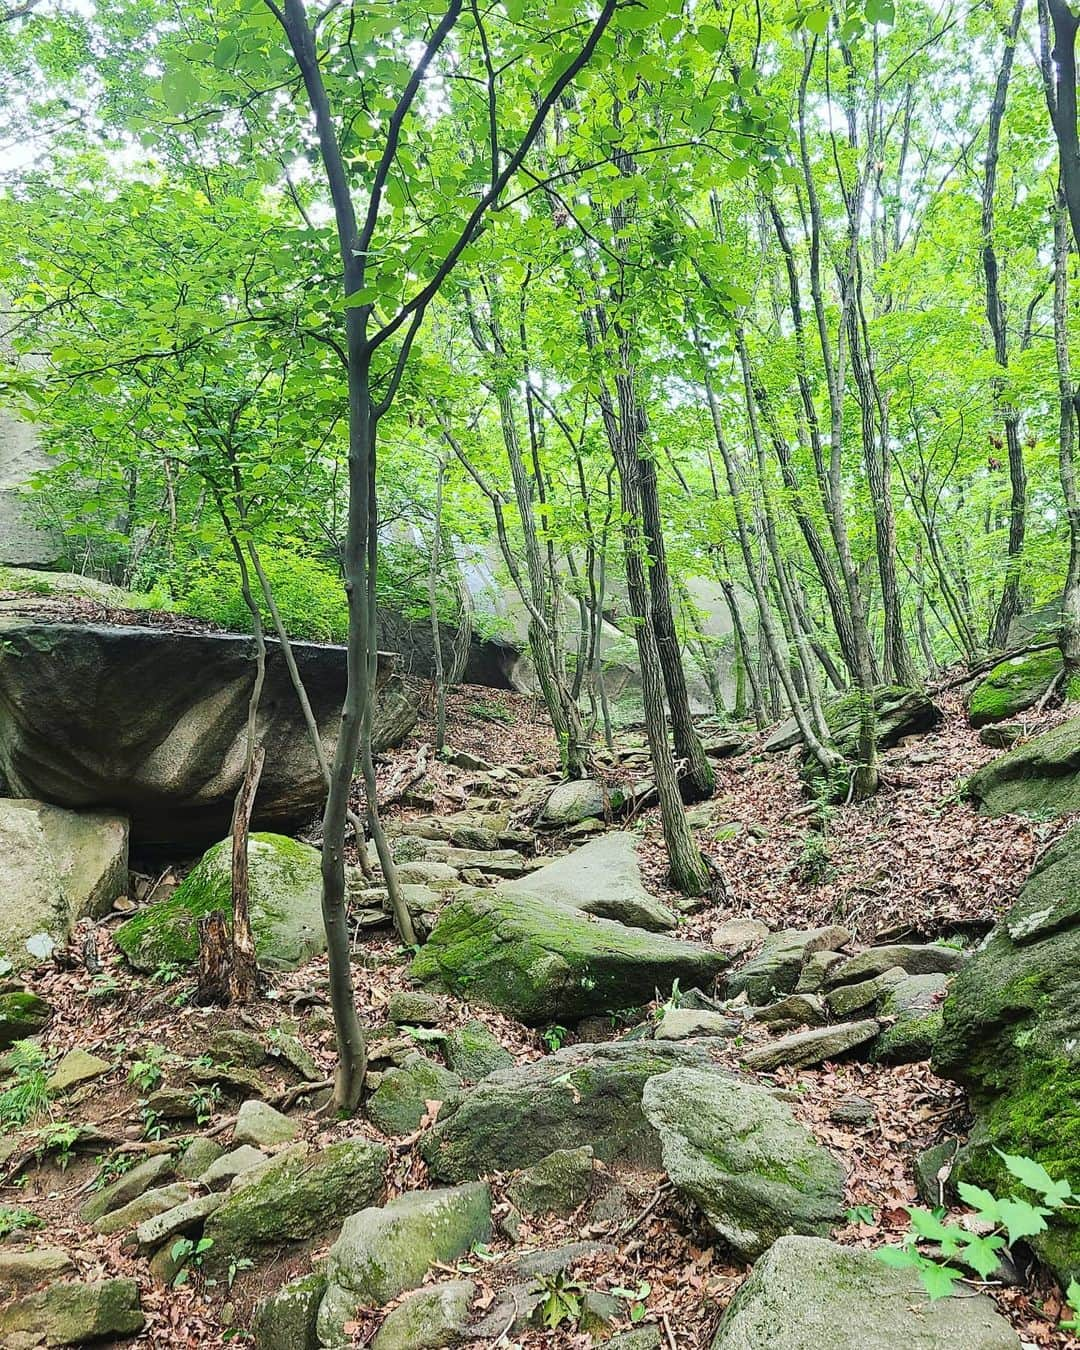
[725,926,851,1005]
[203,1138,387,1272]
[421,1039,726,1181]
[642,1068,845,1259]
[317,1184,491,1341]
[709,1236,1020,1349]
[442,1019,513,1082]
[114,833,325,972]
[410,884,725,1024]
[371,1279,476,1350]
[506,1146,594,1217]
[80,1153,175,1225]
[367,1054,462,1135]
[767,685,942,755]
[0,1277,144,1346]
[253,1271,326,1350]
[0,989,50,1049]
[934,827,1080,1282]
[872,973,948,1064]
[965,716,1080,818]
[968,648,1064,727]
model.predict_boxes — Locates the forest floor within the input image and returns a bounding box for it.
[3,678,1078,1349]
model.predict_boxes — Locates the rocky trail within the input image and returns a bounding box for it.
[2,674,1080,1349]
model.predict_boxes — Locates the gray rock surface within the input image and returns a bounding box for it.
[367,1054,462,1135]
[643,1068,845,1259]
[233,1099,298,1147]
[741,1019,880,1072]
[826,943,964,987]
[0,798,127,971]
[726,927,851,1004]
[0,1277,144,1347]
[371,1280,476,1350]
[709,1235,1020,1349]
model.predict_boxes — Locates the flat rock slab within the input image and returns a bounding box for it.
[741,1020,880,1072]
[410,883,724,1024]
[0,1247,75,1290]
[643,1068,845,1259]
[0,618,412,847]
[726,927,851,1005]
[966,714,1080,819]
[234,1099,299,1147]
[709,1235,1020,1349]
[45,1047,111,1092]
[655,1008,740,1040]
[826,943,964,986]
[500,832,676,932]
[132,1192,223,1253]
[0,1277,144,1347]
[80,1153,174,1225]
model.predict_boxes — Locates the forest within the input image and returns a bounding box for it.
[1,0,1080,1346]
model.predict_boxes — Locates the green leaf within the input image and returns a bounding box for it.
[995,1197,1049,1247]
[343,287,379,308]
[865,0,896,23]
[994,1150,1073,1206]
[876,1245,920,1269]
[214,35,240,69]
[906,1208,953,1242]
[958,1233,1005,1280]
[955,1182,1000,1223]
[920,1261,962,1300]
[696,24,726,52]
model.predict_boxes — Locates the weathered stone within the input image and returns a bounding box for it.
[655,1008,740,1040]
[198,1145,269,1190]
[0,1247,74,1290]
[421,1040,725,1181]
[873,973,949,1063]
[711,917,768,956]
[968,648,1064,727]
[580,1288,620,1334]
[824,968,906,1018]
[512,1240,612,1278]
[979,723,1024,749]
[539,778,624,827]
[933,824,1080,1281]
[914,1139,960,1207]
[826,943,964,987]
[266,1029,321,1081]
[45,1047,110,1092]
[829,1095,876,1126]
[0,799,127,972]
[709,1236,1019,1349]
[93,1183,193,1236]
[794,951,845,993]
[0,989,49,1049]
[372,1280,476,1350]
[388,990,447,1027]
[397,860,459,886]
[753,994,827,1031]
[233,1098,298,1147]
[253,1272,326,1350]
[445,748,491,771]
[499,832,676,932]
[966,715,1080,818]
[317,1184,491,1340]
[442,1019,513,1081]
[115,834,325,973]
[208,1029,267,1067]
[506,1146,594,1217]
[740,1020,880,1072]
[0,1277,144,1346]
[203,1138,387,1272]
[131,1192,223,1254]
[607,1329,663,1350]
[80,1153,174,1224]
[766,686,942,755]
[411,876,724,1024]
[449,825,499,850]
[643,1068,845,1260]
[726,927,851,1005]
[368,1054,462,1135]
[176,1136,225,1179]
[144,1087,196,1120]
[0,619,412,847]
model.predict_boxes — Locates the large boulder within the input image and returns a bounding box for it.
[539,778,624,827]
[642,1068,845,1259]
[114,833,323,972]
[0,798,127,971]
[316,1184,491,1342]
[409,882,724,1024]
[765,686,941,755]
[726,926,851,1005]
[420,1040,725,1181]
[499,832,676,931]
[203,1138,387,1273]
[934,825,1080,1282]
[968,648,1064,727]
[709,1236,1020,1349]
[0,617,416,846]
[0,1277,145,1347]
[966,715,1080,818]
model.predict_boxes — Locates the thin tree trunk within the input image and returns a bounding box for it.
[428,456,448,752]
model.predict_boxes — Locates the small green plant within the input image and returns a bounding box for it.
[226,1255,254,1289]
[611,1279,651,1323]
[140,1106,168,1141]
[92,1151,136,1190]
[534,1270,584,1331]
[128,1045,168,1092]
[89,973,123,1001]
[35,1121,82,1169]
[189,1083,221,1127]
[468,700,512,724]
[0,1205,42,1238]
[795,829,835,885]
[881,1150,1080,1317]
[150,961,184,986]
[170,1235,214,1286]
[653,978,682,1023]
[542,1025,570,1053]
[846,1204,877,1225]
[0,1040,50,1127]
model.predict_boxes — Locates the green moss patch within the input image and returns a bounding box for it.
[968,648,1064,727]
